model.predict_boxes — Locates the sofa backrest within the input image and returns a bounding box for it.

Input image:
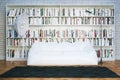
[31,41,95,53]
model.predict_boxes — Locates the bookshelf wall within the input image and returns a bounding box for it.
[6,5,115,61]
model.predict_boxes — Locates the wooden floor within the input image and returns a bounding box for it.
[0,60,120,80]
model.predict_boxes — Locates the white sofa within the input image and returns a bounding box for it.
[27,41,98,66]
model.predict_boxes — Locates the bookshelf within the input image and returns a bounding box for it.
[6,5,115,61]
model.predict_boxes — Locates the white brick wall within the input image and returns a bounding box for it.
[0,0,120,60]
[114,0,120,60]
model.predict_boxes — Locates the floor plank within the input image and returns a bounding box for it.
[0,60,120,80]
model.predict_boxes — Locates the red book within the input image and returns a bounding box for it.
[97,50,100,58]
[94,30,96,37]
[103,29,106,37]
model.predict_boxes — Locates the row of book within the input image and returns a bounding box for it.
[96,49,113,58]
[7,37,113,47]
[7,17,15,25]
[7,38,36,46]
[7,49,29,59]
[7,29,113,38]
[6,47,113,59]
[7,7,114,17]
[29,17,114,25]
[93,38,112,46]
[7,16,114,25]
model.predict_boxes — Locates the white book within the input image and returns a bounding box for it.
[53,8,55,16]
[7,18,10,25]
[108,29,113,38]
[11,18,13,25]
[106,49,109,58]
[51,18,54,25]
[24,8,29,15]
[48,8,51,16]
[102,38,105,46]
[29,8,33,16]
[97,29,100,38]
[31,18,34,25]
[103,38,106,46]
[90,18,92,25]
[96,18,98,25]
[9,18,12,25]
[9,9,13,16]
[75,8,79,16]
[20,8,23,15]
[21,48,24,58]
[107,29,109,38]
[35,8,40,16]
[95,38,97,46]
[61,18,65,25]
[105,9,107,16]
[99,8,102,16]
[7,39,10,46]
[88,29,93,38]
[16,9,20,16]
[35,29,39,38]
[70,8,73,16]
[30,30,33,38]
[33,18,36,25]
[81,9,85,16]
[78,18,81,25]
[68,8,70,16]
[24,39,27,46]
[7,49,10,58]
[44,8,47,16]
[11,30,15,38]
[53,8,56,16]
[37,18,41,25]
[51,8,54,16]
[99,38,101,46]
[67,18,70,25]
[106,38,109,46]
[36,18,39,25]
[92,18,95,25]
[30,38,32,46]
[102,8,105,16]
[14,49,18,58]
[59,30,62,38]
[29,18,32,25]
[108,8,110,16]
[102,49,105,58]
[90,8,94,16]
[93,38,96,46]
[55,8,58,16]
[91,39,94,46]
[11,9,16,17]
[9,49,12,58]
[17,39,20,46]
[71,18,74,25]
[105,38,108,46]
[8,30,11,37]
[38,18,42,25]
[65,8,68,16]
[22,39,26,46]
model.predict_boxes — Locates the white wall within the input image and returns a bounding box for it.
[0,0,120,60]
